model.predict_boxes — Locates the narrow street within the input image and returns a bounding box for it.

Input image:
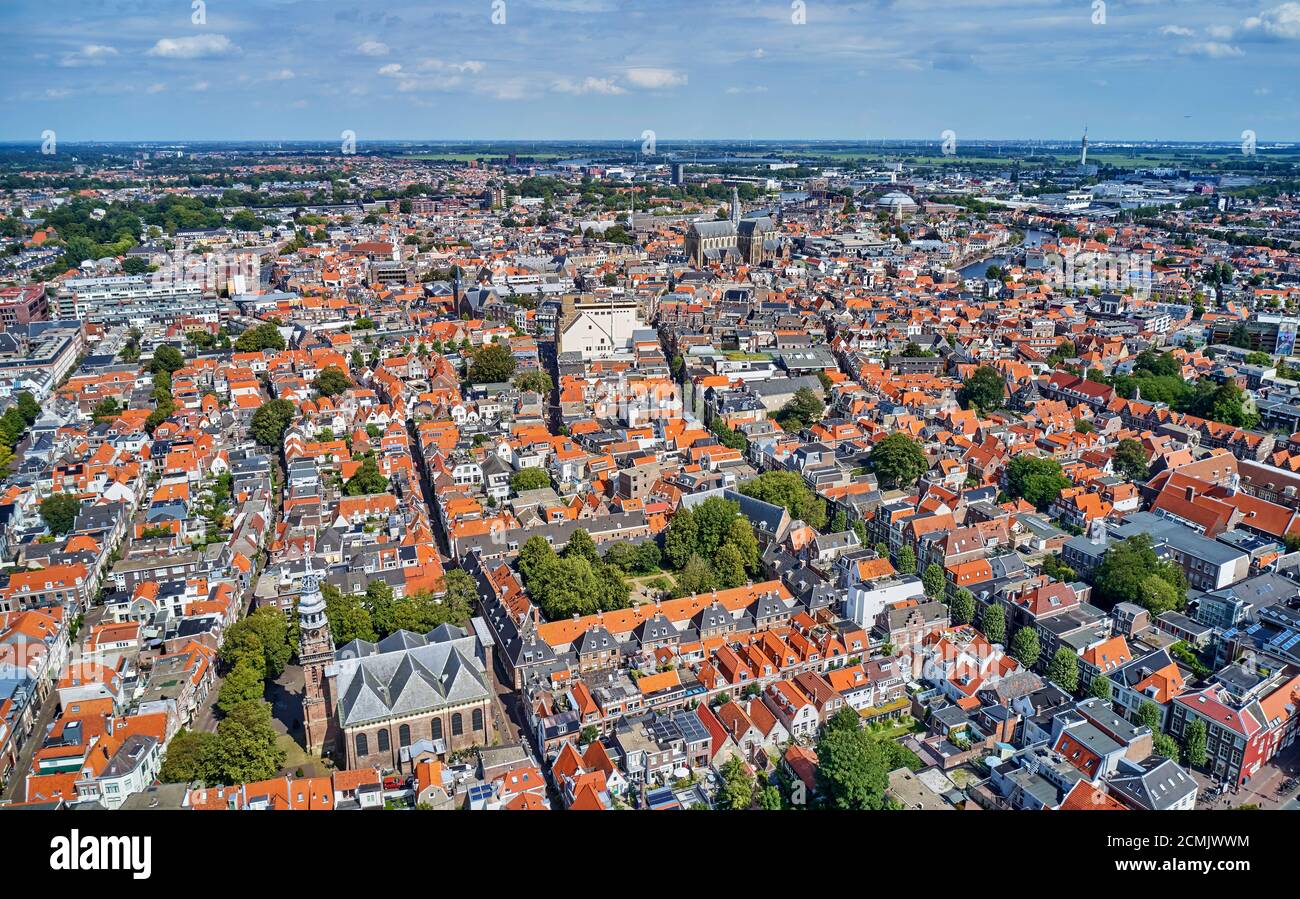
[1,688,58,803]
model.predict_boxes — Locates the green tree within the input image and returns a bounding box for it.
[203,700,286,785]
[1047,647,1079,692]
[738,470,827,529]
[664,506,699,569]
[324,586,378,645]
[693,497,741,561]
[1010,626,1040,669]
[510,467,551,492]
[91,397,122,422]
[950,588,975,625]
[958,365,1005,413]
[774,387,825,432]
[676,554,718,596]
[718,756,756,810]
[40,493,82,535]
[221,607,293,678]
[757,784,785,810]
[250,398,295,447]
[565,528,599,564]
[344,457,389,496]
[149,344,185,375]
[868,433,929,489]
[158,729,216,784]
[362,580,398,636]
[1139,574,1183,615]
[1113,438,1150,482]
[715,543,748,589]
[15,392,40,425]
[1089,674,1113,701]
[1094,534,1187,612]
[815,711,890,810]
[514,370,553,394]
[1004,455,1071,511]
[440,569,479,620]
[980,603,1005,644]
[1183,717,1207,767]
[217,658,267,714]
[1137,700,1163,732]
[468,343,518,383]
[313,365,352,397]
[896,545,916,575]
[1152,732,1180,760]
[922,563,946,599]
[724,516,759,573]
[234,322,286,352]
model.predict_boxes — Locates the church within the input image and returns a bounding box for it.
[298,560,497,770]
[684,187,780,268]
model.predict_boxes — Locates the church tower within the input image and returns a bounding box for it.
[298,559,335,756]
[730,186,741,225]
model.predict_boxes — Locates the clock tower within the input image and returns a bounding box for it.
[297,559,335,757]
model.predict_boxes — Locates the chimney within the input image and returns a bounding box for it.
[1185,485,1196,502]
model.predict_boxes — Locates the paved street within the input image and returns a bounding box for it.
[1194,743,1300,810]
[1,689,58,803]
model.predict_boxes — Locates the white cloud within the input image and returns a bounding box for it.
[146,34,240,59]
[752,48,767,59]
[1242,2,1300,39]
[356,41,390,57]
[625,67,687,89]
[1205,24,1236,40]
[378,60,484,92]
[725,85,768,94]
[59,44,118,67]
[1178,41,1245,57]
[267,69,296,81]
[1159,25,1194,37]
[145,82,167,94]
[191,81,210,92]
[552,77,626,95]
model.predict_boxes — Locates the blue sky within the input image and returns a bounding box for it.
[3,0,1299,142]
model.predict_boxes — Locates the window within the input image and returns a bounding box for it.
[451,713,463,736]
[431,717,443,740]
[472,709,484,732]
[399,724,411,747]
[355,733,368,757]
[377,729,390,752]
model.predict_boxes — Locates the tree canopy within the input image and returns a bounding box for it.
[1004,455,1071,511]
[1093,534,1187,613]
[868,433,929,489]
[468,343,518,384]
[773,387,825,432]
[40,492,82,535]
[957,365,1005,413]
[250,399,296,447]
[738,470,828,530]
[313,365,352,397]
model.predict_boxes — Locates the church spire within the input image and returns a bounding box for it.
[730,186,740,225]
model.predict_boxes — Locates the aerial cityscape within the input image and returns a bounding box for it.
[1,3,1299,847]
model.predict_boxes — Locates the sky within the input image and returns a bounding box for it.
[2,0,1299,143]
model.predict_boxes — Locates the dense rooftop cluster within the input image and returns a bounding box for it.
[1,142,1300,812]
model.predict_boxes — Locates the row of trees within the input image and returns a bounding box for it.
[518,530,630,619]
[323,572,477,645]
[662,498,760,594]
[159,607,297,786]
